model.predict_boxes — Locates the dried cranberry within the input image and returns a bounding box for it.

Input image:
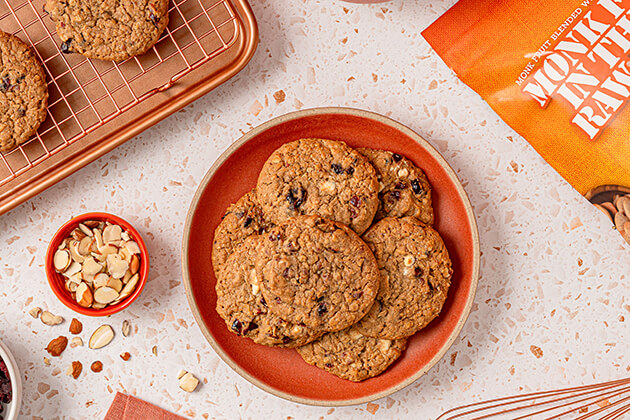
[352,291,363,299]
[243,322,258,334]
[392,153,403,162]
[324,363,333,368]
[260,296,267,307]
[287,187,307,210]
[331,163,344,174]
[243,217,253,228]
[346,167,355,176]
[282,336,292,344]
[394,181,407,190]
[149,12,160,29]
[282,268,290,278]
[349,196,361,207]
[231,320,243,335]
[414,267,423,278]
[411,179,423,195]
[60,39,72,54]
[317,302,328,316]
[269,232,281,241]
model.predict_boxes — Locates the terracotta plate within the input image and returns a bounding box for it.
[182,108,480,406]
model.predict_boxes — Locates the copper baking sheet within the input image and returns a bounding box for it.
[0,0,257,215]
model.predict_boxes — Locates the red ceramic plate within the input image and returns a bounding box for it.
[182,108,479,406]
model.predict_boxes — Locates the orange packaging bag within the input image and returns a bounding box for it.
[423,0,630,244]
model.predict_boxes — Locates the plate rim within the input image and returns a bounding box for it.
[181,106,480,406]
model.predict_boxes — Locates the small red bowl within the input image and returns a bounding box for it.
[45,212,149,317]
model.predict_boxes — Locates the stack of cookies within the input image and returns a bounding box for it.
[212,138,453,382]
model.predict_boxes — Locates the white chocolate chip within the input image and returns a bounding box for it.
[320,180,336,194]
[397,168,409,178]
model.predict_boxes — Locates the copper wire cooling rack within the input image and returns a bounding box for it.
[436,377,630,420]
[0,0,257,214]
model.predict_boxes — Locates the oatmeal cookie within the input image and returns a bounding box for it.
[256,215,380,332]
[297,326,407,382]
[212,190,271,276]
[358,148,433,224]
[216,236,322,347]
[0,31,48,152]
[256,138,379,235]
[355,217,452,339]
[45,0,170,61]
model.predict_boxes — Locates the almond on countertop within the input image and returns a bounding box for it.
[89,325,114,349]
[41,311,64,326]
[67,361,82,379]
[90,361,103,373]
[45,336,68,357]
[69,318,83,334]
[120,352,131,361]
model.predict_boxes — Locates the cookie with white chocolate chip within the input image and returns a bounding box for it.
[357,148,433,224]
[215,235,322,348]
[297,326,407,382]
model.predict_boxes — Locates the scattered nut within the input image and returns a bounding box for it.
[151,345,158,356]
[120,352,131,361]
[45,336,68,357]
[43,357,50,366]
[67,361,82,379]
[90,361,103,373]
[54,220,143,310]
[29,307,42,319]
[70,337,83,348]
[41,311,64,326]
[89,325,114,349]
[69,318,83,334]
[178,372,199,393]
[177,369,187,380]
[121,320,131,337]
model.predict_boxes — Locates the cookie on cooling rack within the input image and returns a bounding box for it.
[0,31,48,153]
[45,0,170,62]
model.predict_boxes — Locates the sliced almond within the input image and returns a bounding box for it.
[107,277,123,293]
[594,203,613,224]
[92,302,107,309]
[41,311,64,326]
[121,231,131,241]
[70,337,83,348]
[29,307,42,319]
[602,201,618,216]
[125,241,141,255]
[89,325,115,349]
[53,250,71,272]
[78,223,94,237]
[179,372,199,393]
[93,229,104,250]
[58,238,69,250]
[615,212,630,232]
[92,251,108,263]
[122,320,131,337]
[122,271,133,285]
[103,224,122,244]
[112,273,139,304]
[69,241,86,264]
[94,287,119,305]
[65,280,78,293]
[107,255,129,279]
[71,228,86,241]
[69,273,83,284]
[75,282,94,308]
[63,261,82,278]
[78,237,93,256]
[623,195,630,217]
[100,244,119,257]
[130,254,140,275]
[177,369,187,379]
[82,257,103,276]
[93,273,110,289]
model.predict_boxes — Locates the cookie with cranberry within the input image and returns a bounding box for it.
[45,0,169,61]
[297,326,407,382]
[212,190,272,277]
[255,215,380,332]
[358,148,433,224]
[0,31,48,152]
[355,217,452,339]
[256,138,379,235]
[216,236,322,347]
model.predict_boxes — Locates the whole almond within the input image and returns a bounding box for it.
[69,361,82,379]
[45,336,68,357]
[90,361,103,373]
[69,318,83,334]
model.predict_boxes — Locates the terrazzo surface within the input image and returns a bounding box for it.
[0,0,628,419]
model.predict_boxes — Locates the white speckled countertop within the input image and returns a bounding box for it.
[1,0,629,419]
